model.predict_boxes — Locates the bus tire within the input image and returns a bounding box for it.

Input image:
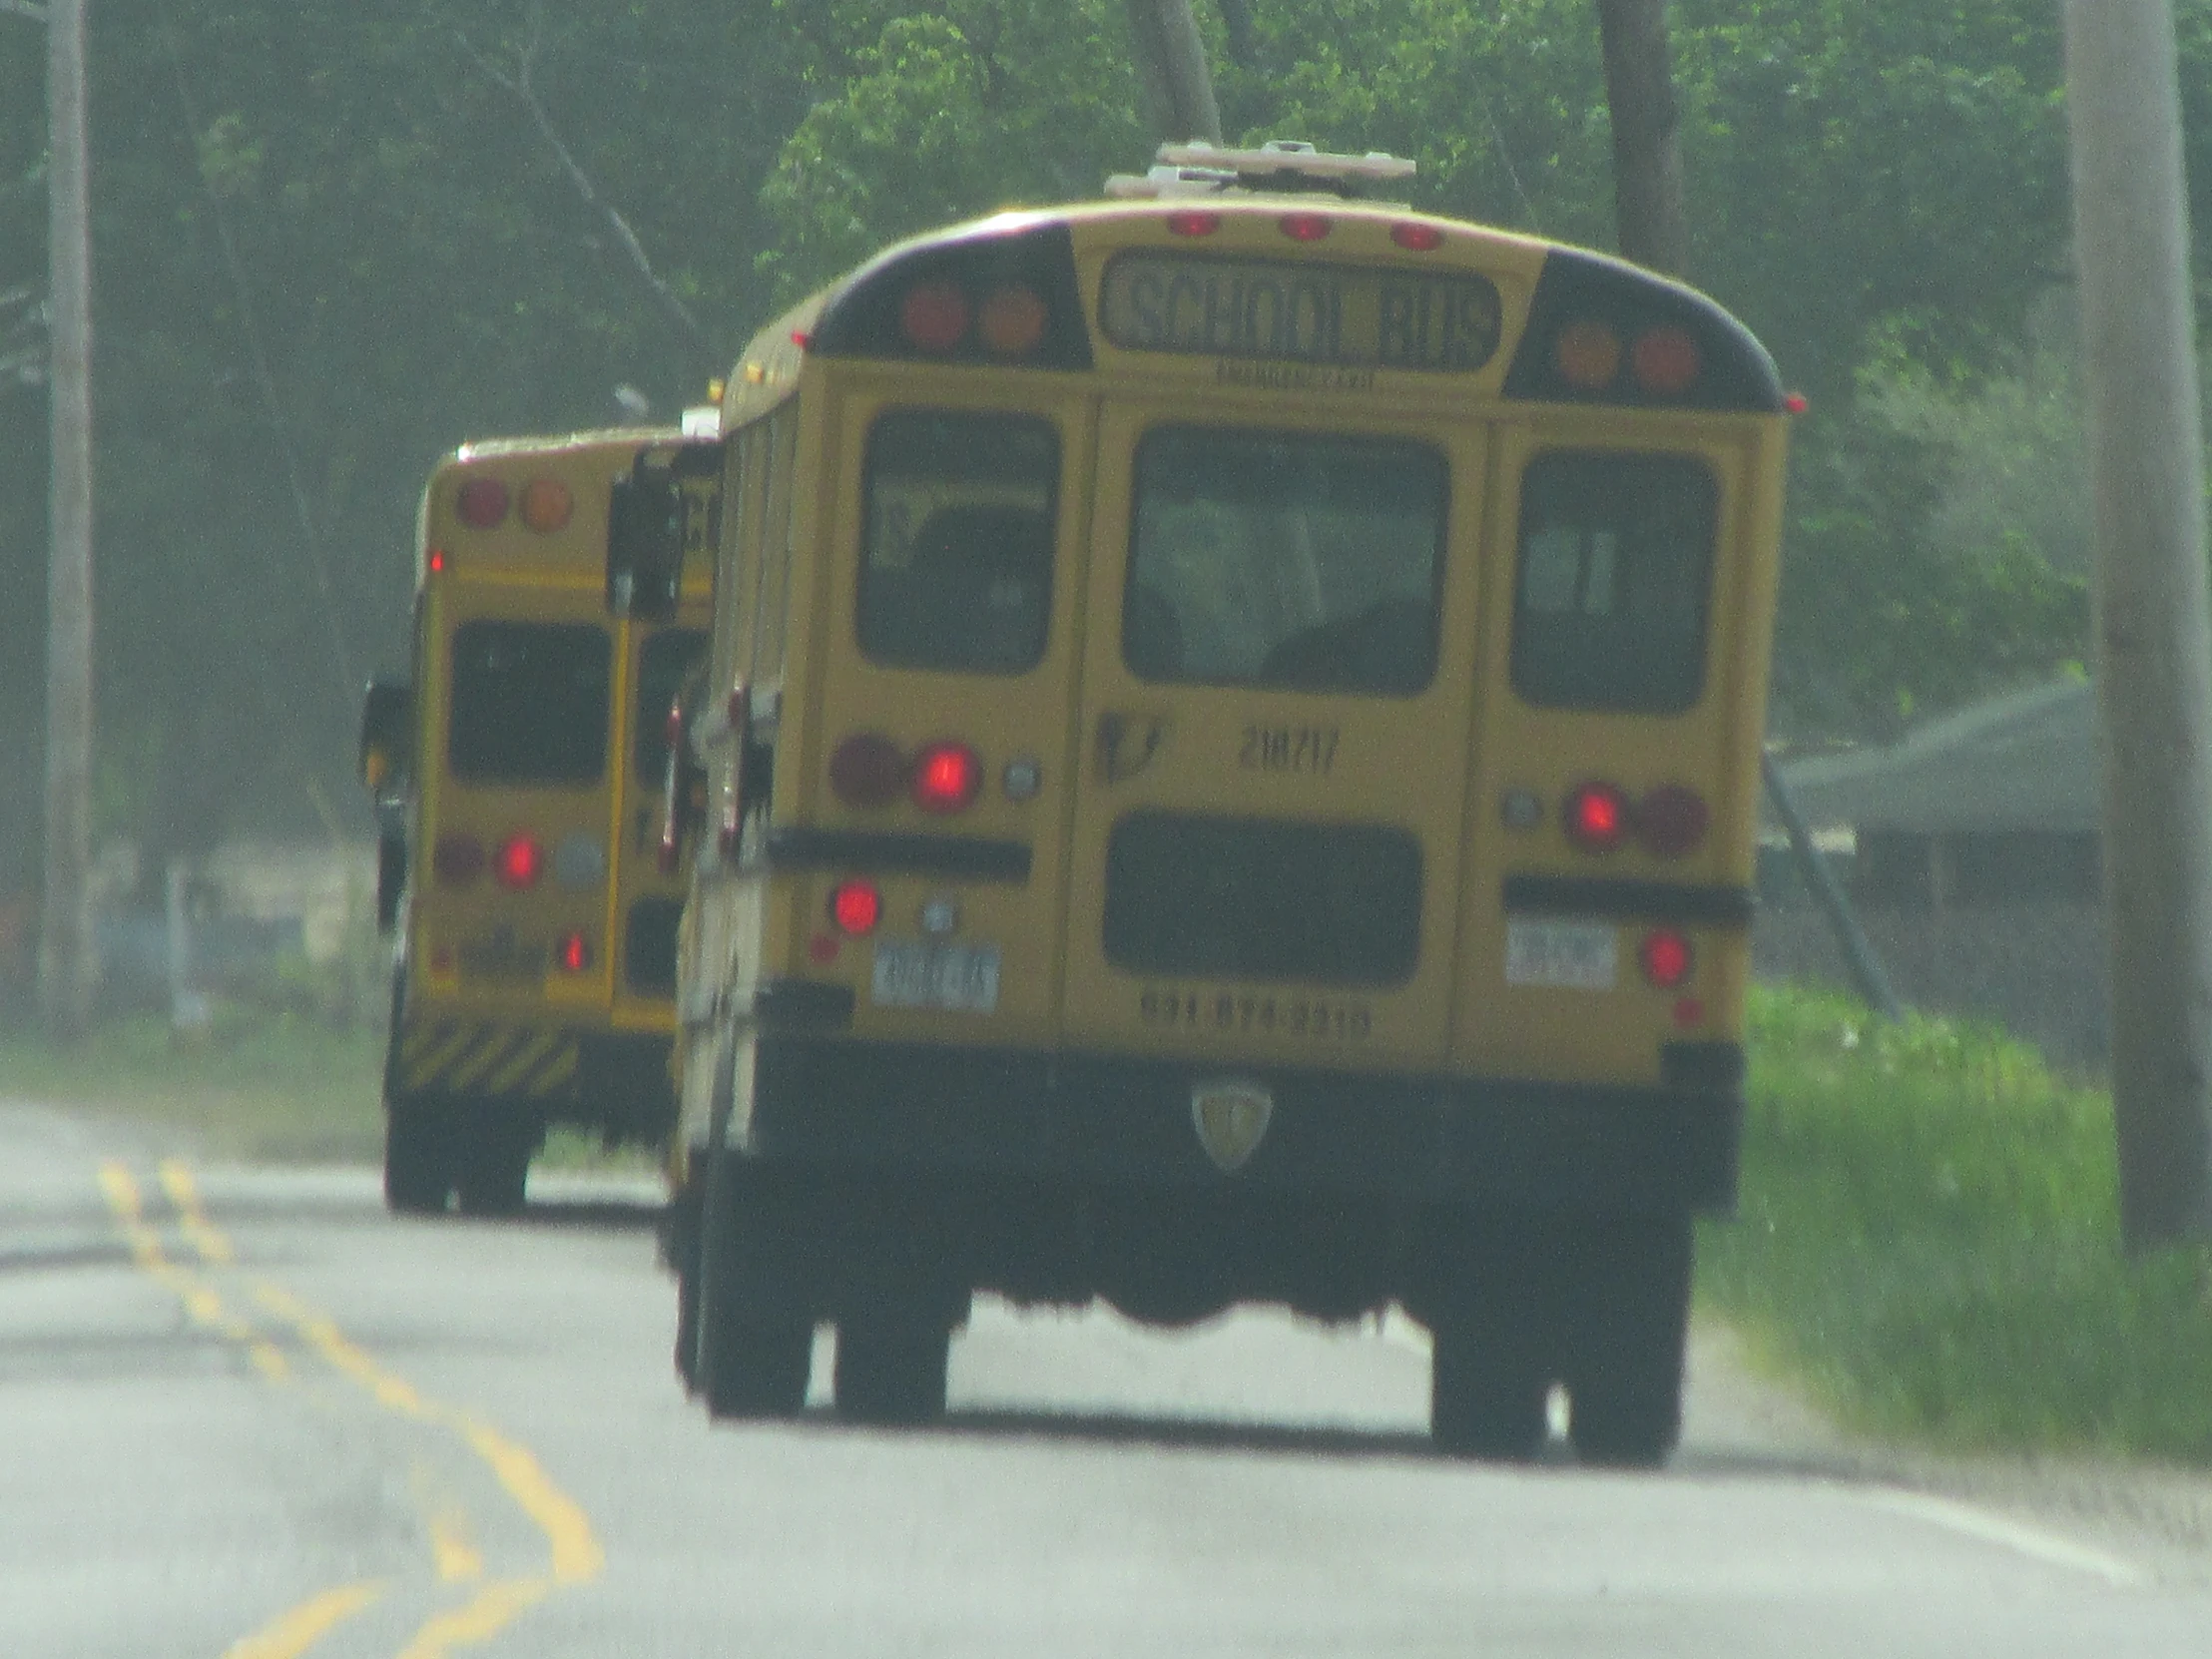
[383,1097,453,1215]
[832,1315,951,1427]
[455,1121,533,1217]
[695,1157,812,1419]
[1427,1222,1556,1460]
[1561,1212,1694,1469]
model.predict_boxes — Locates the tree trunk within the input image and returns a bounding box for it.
[1595,0,1687,275]
[2063,0,2212,1248]
[41,0,94,1040]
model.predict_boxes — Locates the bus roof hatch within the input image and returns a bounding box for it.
[1104,140,1416,202]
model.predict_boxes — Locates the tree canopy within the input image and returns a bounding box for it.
[2,0,2199,883]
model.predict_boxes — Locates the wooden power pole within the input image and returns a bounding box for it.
[1125,0,1222,145]
[2063,0,2212,1249]
[40,0,93,1039]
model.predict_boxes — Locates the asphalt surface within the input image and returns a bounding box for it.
[6,1095,2212,1659]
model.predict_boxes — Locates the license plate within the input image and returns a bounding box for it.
[1504,919,1618,990]
[870,939,1001,1013]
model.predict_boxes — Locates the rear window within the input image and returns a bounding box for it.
[856,409,1059,674]
[632,628,709,785]
[1510,452,1719,714]
[447,621,611,785]
[1123,427,1447,696]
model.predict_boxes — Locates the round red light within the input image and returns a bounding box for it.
[899,281,969,351]
[492,833,544,889]
[1636,785,1710,858]
[1390,222,1444,252]
[1786,391,1810,415]
[830,733,908,809]
[431,833,484,884]
[427,548,448,574]
[1564,783,1631,852]
[1631,325,1702,395]
[1640,930,1694,989]
[1279,212,1332,243]
[455,476,510,529]
[830,880,882,936]
[910,742,983,814]
[556,931,591,973]
[1166,210,1222,238]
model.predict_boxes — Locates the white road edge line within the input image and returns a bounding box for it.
[1852,1485,2146,1588]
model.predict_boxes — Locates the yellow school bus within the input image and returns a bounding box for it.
[629,143,1790,1461]
[359,426,717,1215]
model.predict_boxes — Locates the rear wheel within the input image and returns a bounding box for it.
[832,1315,952,1427]
[455,1120,535,1217]
[1560,1213,1694,1468]
[695,1154,813,1419]
[382,1096,453,1215]
[1428,1220,1558,1460]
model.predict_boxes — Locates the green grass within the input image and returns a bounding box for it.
[1700,983,2212,1461]
[0,1007,385,1162]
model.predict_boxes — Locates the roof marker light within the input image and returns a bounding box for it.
[1390,222,1444,252]
[1278,212,1333,243]
[1166,210,1222,238]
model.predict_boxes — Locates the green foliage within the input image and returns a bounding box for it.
[1703,986,2212,1459]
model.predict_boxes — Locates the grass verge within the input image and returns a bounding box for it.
[1699,982,2212,1462]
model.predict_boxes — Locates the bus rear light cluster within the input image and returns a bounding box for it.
[1638,929,1694,989]
[455,474,574,532]
[897,281,1052,359]
[830,734,986,814]
[829,880,882,936]
[492,832,544,889]
[1553,319,1705,397]
[1562,782,1710,858]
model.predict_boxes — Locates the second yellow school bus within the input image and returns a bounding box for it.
[629,144,1791,1461]
[361,426,716,1215]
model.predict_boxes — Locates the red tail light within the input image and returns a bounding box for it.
[455,476,509,528]
[555,930,591,973]
[432,833,484,884]
[1564,783,1630,852]
[830,880,882,936]
[427,548,448,574]
[899,281,969,351]
[911,742,983,814]
[830,733,908,809]
[1278,212,1332,243]
[1639,930,1694,988]
[1636,785,1709,857]
[1166,210,1221,238]
[492,833,544,889]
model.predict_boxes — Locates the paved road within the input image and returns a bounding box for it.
[5,1096,2209,1659]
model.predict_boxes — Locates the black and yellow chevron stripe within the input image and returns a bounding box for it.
[397,1020,580,1100]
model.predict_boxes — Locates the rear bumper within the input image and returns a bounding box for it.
[745,1037,1740,1216]
[392,1015,675,1140]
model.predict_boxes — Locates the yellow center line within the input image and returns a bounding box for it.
[96,1164,290,1383]
[219,1582,386,1659]
[160,1158,238,1264]
[390,1579,550,1659]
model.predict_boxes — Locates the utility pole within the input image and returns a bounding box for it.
[1594,0,1687,276]
[39,0,93,1039]
[1125,0,1221,145]
[2063,0,2212,1250]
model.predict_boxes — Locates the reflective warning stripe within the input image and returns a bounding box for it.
[398,1020,579,1100]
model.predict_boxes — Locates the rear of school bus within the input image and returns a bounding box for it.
[368,430,713,1216]
[679,177,1788,1459]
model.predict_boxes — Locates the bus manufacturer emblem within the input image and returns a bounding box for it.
[1191,1077,1274,1173]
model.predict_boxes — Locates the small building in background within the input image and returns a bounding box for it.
[1756,678,2106,1066]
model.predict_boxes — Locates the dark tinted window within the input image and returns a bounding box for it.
[447,621,611,785]
[1510,452,1719,713]
[1124,427,1446,696]
[624,897,685,996]
[857,410,1059,674]
[632,628,709,785]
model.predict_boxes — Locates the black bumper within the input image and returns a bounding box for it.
[748,1037,1740,1216]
